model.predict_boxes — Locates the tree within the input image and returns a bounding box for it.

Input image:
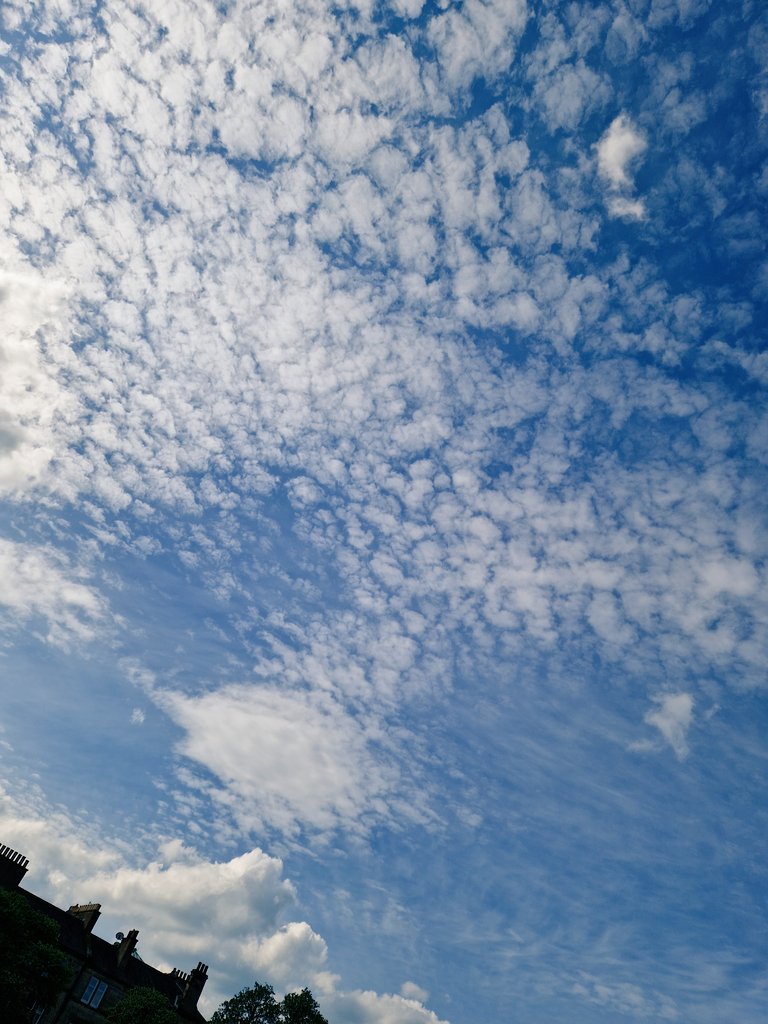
[0,888,69,1021]
[104,986,179,1024]
[210,982,328,1024]
[282,988,327,1024]
[210,982,282,1024]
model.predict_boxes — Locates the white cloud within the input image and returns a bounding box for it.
[0,789,292,1010]
[706,340,768,386]
[597,114,647,189]
[315,110,393,167]
[608,196,647,220]
[441,0,528,89]
[0,3,765,1022]
[587,592,636,647]
[0,264,70,496]
[0,787,445,1022]
[644,693,694,760]
[158,685,401,838]
[698,559,759,598]
[0,539,105,645]
[572,973,679,1020]
[400,982,429,1002]
[327,989,449,1024]
[241,921,329,990]
[390,0,424,18]
[533,60,609,131]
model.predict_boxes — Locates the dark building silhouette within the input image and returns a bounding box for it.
[0,843,208,1023]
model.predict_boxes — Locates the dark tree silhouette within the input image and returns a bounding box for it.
[282,988,327,1024]
[210,982,282,1024]
[0,888,69,1021]
[105,986,179,1024]
[210,982,328,1024]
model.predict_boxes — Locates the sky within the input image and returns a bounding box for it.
[0,0,766,1021]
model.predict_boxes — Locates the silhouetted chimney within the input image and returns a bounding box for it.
[0,844,29,888]
[179,962,208,1011]
[115,928,139,967]
[68,903,102,933]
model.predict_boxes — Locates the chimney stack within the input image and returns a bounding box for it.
[115,929,139,967]
[0,844,29,888]
[68,903,102,933]
[180,962,208,1011]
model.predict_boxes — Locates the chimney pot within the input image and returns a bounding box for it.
[0,844,29,888]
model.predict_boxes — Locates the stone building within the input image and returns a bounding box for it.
[0,843,208,1023]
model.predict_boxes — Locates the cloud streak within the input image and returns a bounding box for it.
[0,539,105,645]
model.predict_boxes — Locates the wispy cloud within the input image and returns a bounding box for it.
[157,683,412,839]
[644,693,695,760]
[0,539,106,645]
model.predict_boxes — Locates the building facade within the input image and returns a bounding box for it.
[0,843,208,1023]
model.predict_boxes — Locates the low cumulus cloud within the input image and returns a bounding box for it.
[327,989,449,1024]
[241,922,329,991]
[0,787,446,1024]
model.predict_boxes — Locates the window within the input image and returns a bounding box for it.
[81,976,108,1008]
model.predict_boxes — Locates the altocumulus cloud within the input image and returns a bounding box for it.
[0,1,767,1022]
[596,113,647,218]
[0,262,69,495]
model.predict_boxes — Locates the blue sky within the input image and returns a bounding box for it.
[0,0,767,1021]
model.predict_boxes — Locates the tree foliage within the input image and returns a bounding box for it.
[0,888,69,1021]
[211,982,328,1024]
[104,986,179,1024]
[282,988,327,1024]
[210,983,281,1024]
